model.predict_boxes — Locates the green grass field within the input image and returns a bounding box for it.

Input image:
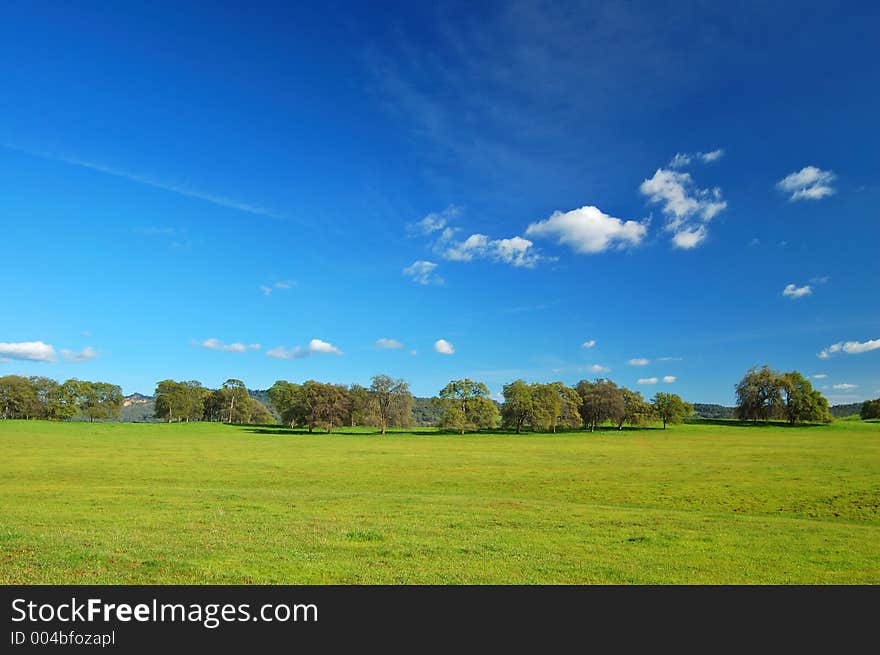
[1,419,878,584]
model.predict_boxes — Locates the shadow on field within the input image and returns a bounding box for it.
[685,418,828,428]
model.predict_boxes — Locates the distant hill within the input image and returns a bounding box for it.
[830,403,862,418]
[121,393,156,422]
[692,403,736,419]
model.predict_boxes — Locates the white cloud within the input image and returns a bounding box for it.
[640,169,727,248]
[832,383,858,391]
[782,283,812,299]
[662,375,677,383]
[589,364,610,373]
[307,338,342,355]
[628,358,650,366]
[403,260,443,285]
[0,341,56,362]
[656,356,683,362]
[812,374,828,379]
[200,338,261,352]
[441,233,542,268]
[60,346,98,363]
[818,338,880,359]
[671,226,707,249]
[434,339,455,355]
[525,205,647,254]
[267,338,342,360]
[668,153,692,168]
[777,166,836,201]
[260,280,296,296]
[668,149,724,168]
[581,340,596,348]
[376,338,403,350]
[809,276,830,285]
[638,377,659,385]
[408,205,462,236]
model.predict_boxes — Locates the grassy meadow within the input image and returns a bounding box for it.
[1,419,878,584]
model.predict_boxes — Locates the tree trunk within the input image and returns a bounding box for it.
[663,418,667,429]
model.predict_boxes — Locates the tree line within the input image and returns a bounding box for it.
[0,375,123,421]
[2,365,849,430]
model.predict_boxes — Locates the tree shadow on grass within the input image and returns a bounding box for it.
[685,418,829,428]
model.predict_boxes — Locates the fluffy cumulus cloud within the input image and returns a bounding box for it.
[589,364,610,373]
[832,383,858,391]
[668,149,724,168]
[434,339,455,355]
[266,338,343,360]
[61,346,98,363]
[640,168,727,249]
[818,338,880,359]
[375,338,403,350]
[777,166,836,201]
[0,341,56,362]
[200,338,260,352]
[628,357,650,366]
[637,377,658,385]
[525,205,647,254]
[441,233,542,268]
[581,340,596,348]
[403,260,443,285]
[662,375,677,383]
[782,283,812,299]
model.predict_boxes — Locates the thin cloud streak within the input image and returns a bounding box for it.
[4,144,284,220]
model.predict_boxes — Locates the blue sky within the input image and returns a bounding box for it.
[1,1,878,404]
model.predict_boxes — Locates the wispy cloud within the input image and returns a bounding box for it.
[267,338,343,360]
[376,338,404,350]
[61,346,98,362]
[818,338,880,358]
[628,358,650,366]
[407,205,462,236]
[662,375,676,383]
[668,148,724,168]
[832,383,858,391]
[5,145,283,219]
[0,341,56,362]
[403,260,444,285]
[581,340,596,349]
[637,377,659,385]
[782,283,812,299]
[260,280,296,296]
[777,166,836,201]
[589,364,610,373]
[199,338,261,353]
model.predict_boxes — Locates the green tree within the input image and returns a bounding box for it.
[220,379,249,424]
[735,365,782,422]
[576,379,624,431]
[651,392,692,429]
[437,378,499,435]
[860,398,880,420]
[347,383,375,427]
[617,388,651,429]
[778,371,831,424]
[267,380,302,427]
[79,382,123,421]
[0,375,39,419]
[501,379,534,433]
[370,375,414,434]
